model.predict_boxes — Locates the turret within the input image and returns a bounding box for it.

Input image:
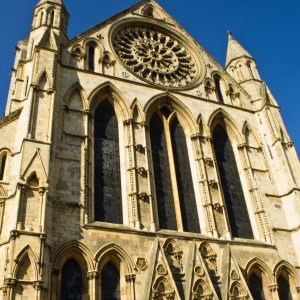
[225,32,268,108]
[225,32,261,83]
[27,0,69,58]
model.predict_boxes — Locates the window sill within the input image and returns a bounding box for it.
[83,222,276,249]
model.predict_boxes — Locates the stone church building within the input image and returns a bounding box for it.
[0,0,300,298]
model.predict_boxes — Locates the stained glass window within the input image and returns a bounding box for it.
[214,75,224,103]
[88,45,95,72]
[0,154,6,180]
[94,100,122,224]
[150,110,200,233]
[61,259,82,300]
[249,273,265,300]
[213,125,253,238]
[150,113,177,230]
[278,275,293,300]
[101,262,121,300]
[170,117,200,233]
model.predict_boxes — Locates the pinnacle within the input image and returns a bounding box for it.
[226,31,253,67]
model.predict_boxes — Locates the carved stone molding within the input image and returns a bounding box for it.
[135,257,148,271]
[87,271,99,280]
[125,273,136,283]
[33,280,43,291]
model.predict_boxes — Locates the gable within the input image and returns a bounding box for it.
[61,0,249,102]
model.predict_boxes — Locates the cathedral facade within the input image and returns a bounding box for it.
[0,0,300,299]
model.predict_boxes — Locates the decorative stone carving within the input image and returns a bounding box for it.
[138,192,149,202]
[199,242,218,276]
[156,263,167,275]
[152,277,175,300]
[135,257,148,271]
[113,25,200,88]
[230,270,240,281]
[192,279,213,300]
[163,239,183,273]
[229,281,248,300]
[137,167,147,177]
[194,265,205,277]
[135,144,146,153]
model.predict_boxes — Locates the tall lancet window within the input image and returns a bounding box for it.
[88,43,96,72]
[212,125,253,239]
[0,153,7,181]
[101,262,121,300]
[249,273,265,300]
[214,75,224,103]
[278,275,292,300]
[61,259,82,300]
[150,107,200,233]
[94,100,122,224]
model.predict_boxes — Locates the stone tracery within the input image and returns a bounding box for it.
[113,26,197,88]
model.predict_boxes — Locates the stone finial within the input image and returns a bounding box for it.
[225,31,253,67]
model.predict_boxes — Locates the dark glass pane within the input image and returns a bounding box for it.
[94,101,122,224]
[213,125,253,238]
[0,155,6,180]
[170,117,200,233]
[88,46,95,72]
[61,259,82,300]
[150,113,177,230]
[249,273,265,300]
[214,76,224,103]
[101,262,120,300]
[160,107,172,119]
[278,275,293,300]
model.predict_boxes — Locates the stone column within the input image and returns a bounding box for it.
[3,278,16,300]
[125,274,136,300]
[38,187,45,232]
[124,118,140,228]
[191,133,218,237]
[87,271,99,300]
[82,109,90,225]
[206,135,231,239]
[50,268,60,300]
[142,122,156,231]
[269,284,280,300]
[33,280,43,300]
[237,143,272,243]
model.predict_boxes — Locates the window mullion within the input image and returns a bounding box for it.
[163,117,184,232]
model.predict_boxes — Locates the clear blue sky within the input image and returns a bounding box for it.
[0,0,299,154]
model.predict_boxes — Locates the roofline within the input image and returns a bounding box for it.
[66,0,149,45]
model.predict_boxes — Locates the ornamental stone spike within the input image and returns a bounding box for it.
[226,31,254,67]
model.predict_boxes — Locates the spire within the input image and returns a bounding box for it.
[226,31,253,67]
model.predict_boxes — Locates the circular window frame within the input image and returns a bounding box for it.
[110,19,206,90]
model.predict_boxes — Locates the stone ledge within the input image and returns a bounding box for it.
[83,222,276,249]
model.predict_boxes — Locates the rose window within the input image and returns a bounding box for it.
[113,26,198,88]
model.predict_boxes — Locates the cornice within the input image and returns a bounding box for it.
[59,62,256,115]
[0,108,23,129]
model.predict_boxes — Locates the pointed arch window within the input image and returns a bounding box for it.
[278,275,293,300]
[39,10,44,26]
[0,153,7,181]
[150,107,200,233]
[48,10,55,26]
[94,100,122,224]
[214,75,224,103]
[101,262,121,300]
[249,273,265,300]
[61,259,82,300]
[87,43,96,72]
[212,125,253,239]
